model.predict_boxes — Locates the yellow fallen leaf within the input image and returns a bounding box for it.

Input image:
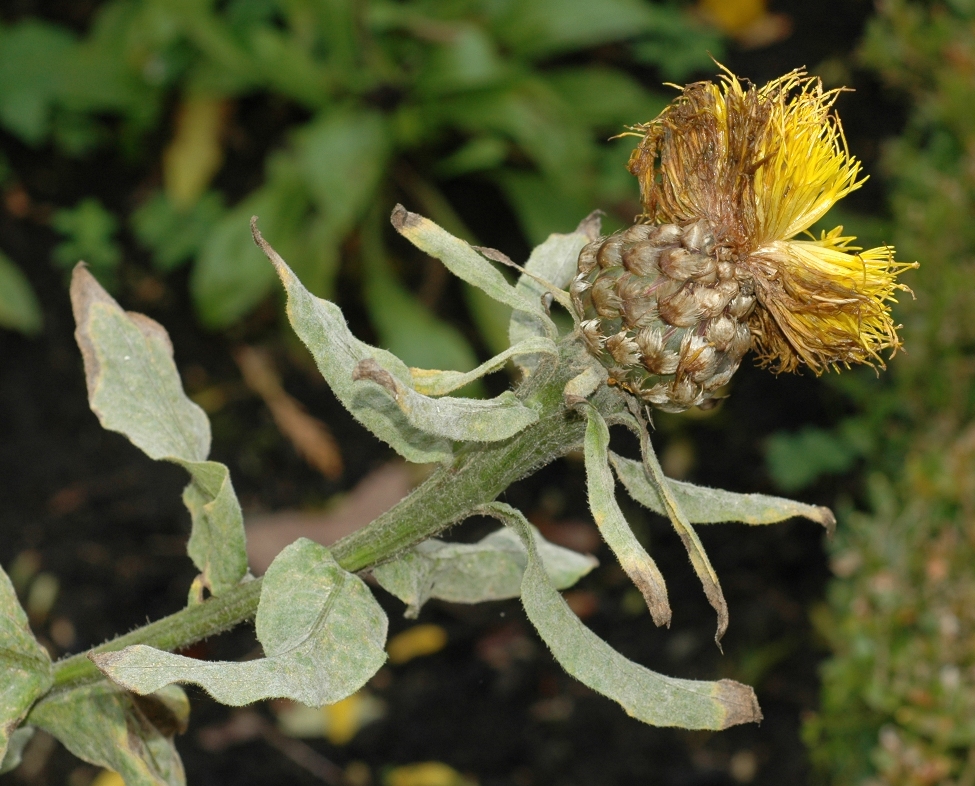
[386,624,448,665]
[275,691,386,745]
[699,0,765,33]
[385,762,477,786]
[90,771,125,786]
[163,95,229,209]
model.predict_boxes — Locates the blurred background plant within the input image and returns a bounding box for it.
[799,1,975,783]
[0,0,723,375]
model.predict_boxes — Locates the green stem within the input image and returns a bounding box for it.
[49,355,611,692]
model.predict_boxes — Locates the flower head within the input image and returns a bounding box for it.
[625,67,916,374]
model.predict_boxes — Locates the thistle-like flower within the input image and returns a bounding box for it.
[572,67,917,411]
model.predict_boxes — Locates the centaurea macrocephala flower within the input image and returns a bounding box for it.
[626,67,917,375]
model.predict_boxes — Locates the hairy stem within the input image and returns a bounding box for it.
[47,351,614,693]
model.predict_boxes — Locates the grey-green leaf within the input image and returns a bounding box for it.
[352,358,538,443]
[92,539,388,708]
[409,337,557,396]
[70,265,248,595]
[30,683,187,786]
[255,225,453,464]
[0,251,42,335]
[0,565,52,763]
[609,452,836,534]
[583,405,671,627]
[634,430,728,646]
[509,213,600,376]
[373,525,597,617]
[482,502,762,730]
[0,727,34,775]
[390,205,544,317]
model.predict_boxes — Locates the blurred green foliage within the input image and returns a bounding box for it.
[804,2,975,782]
[0,0,723,375]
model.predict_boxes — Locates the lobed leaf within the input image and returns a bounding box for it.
[93,539,388,708]
[0,565,53,763]
[30,683,188,786]
[480,502,762,730]
[373,525,597,617]
[609,452,836,534]
[582,405,671,627]
[70,266,247,595]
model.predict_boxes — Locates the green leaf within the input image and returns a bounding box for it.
[765,426,860,492]
[30,683,187,786]
[131,191,226,273]
[0,727,34,775]
[0,21,75,143]
[256,228,454,464]
[544,66,666,130]
[582,405,671,627]
[415,24,507,96]
[70,266,248,595]
[489,0,657,59]
[51,198,122,288]
[93,539,388,708]
[480,502,762,730]
[0,564,53,763]
[191,154,310,328]
[390,205,545,317]
[0,251,42,335]
[296,109,389,234]
[373,524,597,617]
[609,452,836,533]
[409,337,557,396]
[497,170,593,245]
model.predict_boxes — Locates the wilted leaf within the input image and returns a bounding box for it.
[352,358,538,442]
[93,539,388,708]
[362,249,482,393]
[390,205,544,317]
[609,452,835,533]
[409,337,556,396]
[385,761,475,786]
[373,524,597,617]
[260,226,535,452]
[70,266,247,594]
[582,405,671,627]
[30,683,187,786]
[633,430,728,645]
[0,565,52,763]
[0,251,42,335]
[481,502,762,730]
[509,213,599,376]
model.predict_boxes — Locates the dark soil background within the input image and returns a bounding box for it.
[0,1,906,784]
